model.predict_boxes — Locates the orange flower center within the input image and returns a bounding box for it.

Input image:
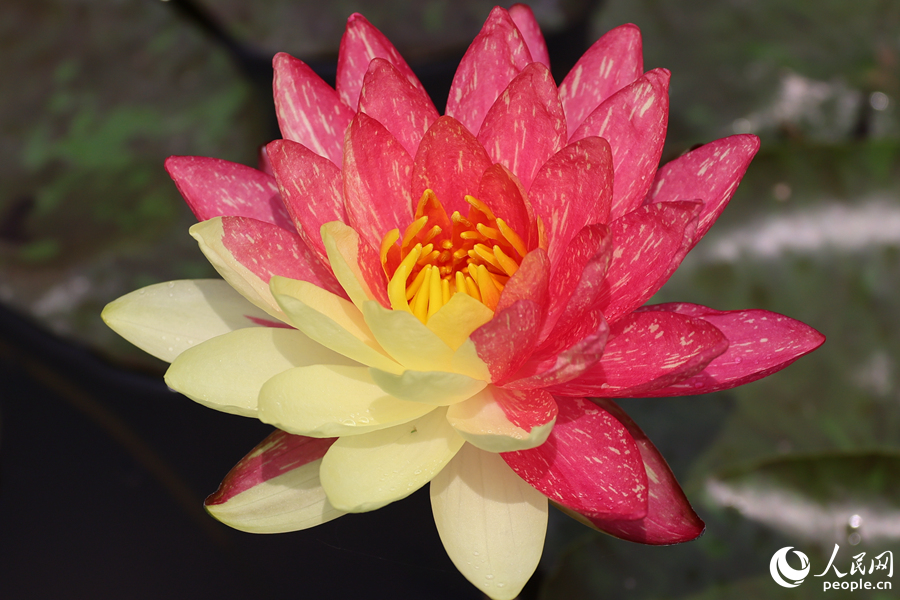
[380,189,527,323]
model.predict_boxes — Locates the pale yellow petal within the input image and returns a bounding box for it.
[270,276,402,373]
[320,408,464,512]
[430,444,548,600]
[369,368,486,406]
[101,279,274,363]
[258,364,434,437]
[164,327,356,416]
[446,387,556,453]
[321,221,379,310]
[426,292,494,350]
[190,218,283,319]
[206,457,344,533]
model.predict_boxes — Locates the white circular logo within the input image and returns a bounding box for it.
[770,547,810,588]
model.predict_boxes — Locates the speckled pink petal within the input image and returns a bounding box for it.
[165,156,292,229]
[336,13,426,111]
[359,58,440,158]
[273,53,353,166]
[411,116,492,217]
[206,430,335,506]
[445,7,533,136]
[598,200,701,324]
[470,299,542,384]
[571,69,670,221]
[506,314,608,390]
[219,216,344,297]
[634,303,826,396]
[266,139,347,267]
[496,249,550,315]
[342,112,415,252]
[476,163,538,250]
[559,24,643,135]
[477,63,567,190]
[257,145,274,177]
[647,134,760,249]
[502,397,647,520]
[508,4,550,68]
[572,399,704,544]
[548,310,728,397]
[528,136,614,269]
[540,223,612,345]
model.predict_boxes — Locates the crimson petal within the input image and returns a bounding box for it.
[445,7,533,135]
[558,24,643,136]
[572,69,670,220]
[342,113,415,253]
[336,13,426,111]
[477,62,567,191]
[548,310,728,397]
[635,303,825,396]
[598,200,701,324]
[359,58,439,159]
[529,137,614,270]
[411,116,492,217]
[165,156,292,229]
[470,299,542,384]
[273,53,353,166]
[476,163,538,249]
[508,4,550,68]
[502,397,647,520]
[267,139,347,267]
[647,134,760,249]
[574,399,705,544]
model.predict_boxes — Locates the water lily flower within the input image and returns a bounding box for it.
[102,5,824,599]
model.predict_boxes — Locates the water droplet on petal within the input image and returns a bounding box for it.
[167,282,175,288]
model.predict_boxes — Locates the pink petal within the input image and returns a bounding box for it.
[493,386,558,433]
[336,13,426,111]
[358,58,440,158]
[410,116,492,217]
[476,163,538,249]
[267,139,347,267]
[559,24,643,135]
[342,112,415,252]
[470,300,542,384]
[220,216,344,297]
[165,156,292,229]
[508,4,550,68]
[539,223,612,345]
[635,303,826,396]
[496,248,550,315]
[506,313,609,389]
[502,397,647,519]
[574,399,704,544]
[548,310,728,397]
[445,7,533,135]
[205,430,335,505]
[598,200,701,324]
[273,53,353,166]
[647,134,760,249]
[528,136,614,269]
[257,145,274,177]
[571,69,671,220]
[477,62,567,190]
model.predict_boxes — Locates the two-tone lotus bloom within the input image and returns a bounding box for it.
[103,5,824,599]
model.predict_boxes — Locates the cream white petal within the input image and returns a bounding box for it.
[320,408,464,512]
[101,279,275,363]
[369,368,486,406]
[321,221,380,310]
[258,364,434,436]
[270,276,402,373]
[165,327,356,416]
[206,456,344,534]
[430,444,548,600]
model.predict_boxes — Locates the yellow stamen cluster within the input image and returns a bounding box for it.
[381,189,529,324]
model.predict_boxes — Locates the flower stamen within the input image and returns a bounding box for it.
[381,189,529,323]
